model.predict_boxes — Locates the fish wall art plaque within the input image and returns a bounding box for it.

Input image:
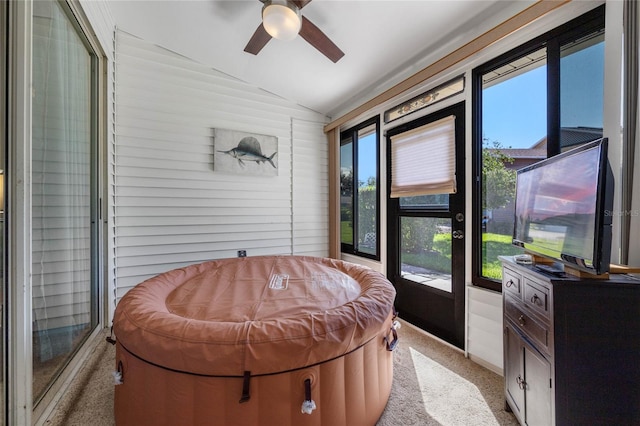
[213,128,278,176]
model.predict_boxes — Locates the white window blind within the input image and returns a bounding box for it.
[390,115,456,198]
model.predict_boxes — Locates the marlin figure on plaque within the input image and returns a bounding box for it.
[218,136,277,169]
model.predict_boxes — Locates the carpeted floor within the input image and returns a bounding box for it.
[43,320,519,426]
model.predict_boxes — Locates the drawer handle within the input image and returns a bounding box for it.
[516,375,527,390]
[506,279,515,288]
[518,315,526,327]
[530,294,543,306]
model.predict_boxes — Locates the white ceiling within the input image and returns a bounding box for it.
[108,0,535,118]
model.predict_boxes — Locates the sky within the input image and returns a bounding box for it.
[482,65,547,149]
[483,42,604,149]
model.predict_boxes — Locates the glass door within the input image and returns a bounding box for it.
[387,103,465,349]
[31,0,100,408]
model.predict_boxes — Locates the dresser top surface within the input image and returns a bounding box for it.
[500,256,640,287]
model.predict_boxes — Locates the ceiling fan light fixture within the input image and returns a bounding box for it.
[262,0,302,41]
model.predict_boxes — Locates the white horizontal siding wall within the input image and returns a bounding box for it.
[112,31,328,306]
[467,285,504,374]
[292,119,329,256]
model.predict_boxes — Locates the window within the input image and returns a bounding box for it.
[560,30,605,151]
[340,117,380,259]
[473,6,604,291]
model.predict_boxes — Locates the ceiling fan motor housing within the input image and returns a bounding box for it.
[262,0,302,41]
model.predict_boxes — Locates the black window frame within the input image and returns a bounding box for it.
[472,5,605,291]
[340,116,381,260]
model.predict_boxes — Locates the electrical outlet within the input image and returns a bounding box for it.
[237,250,247,258]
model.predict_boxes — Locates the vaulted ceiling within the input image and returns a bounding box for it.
[109,0,536,118]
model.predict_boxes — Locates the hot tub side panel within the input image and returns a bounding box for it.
[114,319,394,426]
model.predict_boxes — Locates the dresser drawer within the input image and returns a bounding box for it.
[503,268,522,298]
[524,279,550,319]
[505,297,549,353]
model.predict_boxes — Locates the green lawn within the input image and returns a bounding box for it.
[481,232,523,279]
[340,223,519,281]
[401,232,520,279]
[402,251,451,273]
[340,221,352,244]
[401,233,452,274]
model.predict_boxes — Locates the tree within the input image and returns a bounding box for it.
[340,170,353,197]
[357,180,377,241]
[401,217,438,253]
[482,138,516,211]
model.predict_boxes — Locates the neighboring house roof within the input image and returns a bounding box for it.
[531,137,546,150]
[560,127,603,148]
[498,148,546,159]
[487,126,603,160]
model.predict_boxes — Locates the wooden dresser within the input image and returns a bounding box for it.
[500,256,640,425]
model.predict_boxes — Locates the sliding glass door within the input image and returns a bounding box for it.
[31,0,99,406]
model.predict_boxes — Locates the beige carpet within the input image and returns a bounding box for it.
[44,320,518,426]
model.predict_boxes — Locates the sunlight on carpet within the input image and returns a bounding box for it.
[410,347,501,425]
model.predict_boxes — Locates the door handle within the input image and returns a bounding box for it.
[516,375,527,390]
[452,230,464,239]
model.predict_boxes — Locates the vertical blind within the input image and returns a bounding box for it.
[390,115,456,198]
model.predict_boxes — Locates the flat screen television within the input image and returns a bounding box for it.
[512,138,614,275]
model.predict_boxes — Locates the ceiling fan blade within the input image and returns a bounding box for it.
[244,23,272,55]
[291,0,312,9]
[299,16,344,63]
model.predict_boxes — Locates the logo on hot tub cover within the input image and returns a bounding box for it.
[269,274,289,290]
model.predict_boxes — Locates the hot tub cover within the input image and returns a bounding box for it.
[113,255,396,376]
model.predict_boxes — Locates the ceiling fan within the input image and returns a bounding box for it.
[244,0,345,63]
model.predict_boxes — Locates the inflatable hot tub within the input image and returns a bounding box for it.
[112,255,397,426]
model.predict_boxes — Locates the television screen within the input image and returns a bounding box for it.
[512,138,613,275]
